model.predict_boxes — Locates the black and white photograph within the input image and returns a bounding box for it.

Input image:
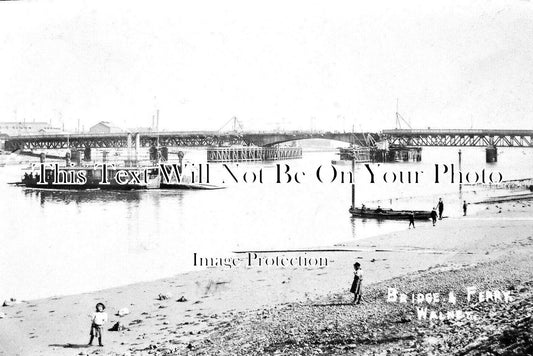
[0,0,532,355]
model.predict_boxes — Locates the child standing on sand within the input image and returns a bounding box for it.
[430,208,438,226]
[350,262,363,304]
[437,198,444,219]
[408,211,415,229]
[88,303,108,347]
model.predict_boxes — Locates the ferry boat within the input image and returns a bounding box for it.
[17,165,161,190]
[349,206,432,220]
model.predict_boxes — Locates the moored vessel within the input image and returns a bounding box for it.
[18,164,161,190]
[349,206,431,220]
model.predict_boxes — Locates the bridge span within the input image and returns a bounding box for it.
[3,129,533,152]
[2,131,378,151]
[383,129,533,147]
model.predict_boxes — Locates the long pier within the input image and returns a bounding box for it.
[207,146,302,162]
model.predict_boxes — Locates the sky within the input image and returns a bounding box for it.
[0,0,532,132]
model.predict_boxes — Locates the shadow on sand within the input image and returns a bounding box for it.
[311,302,355,307]
[49,343,92,349]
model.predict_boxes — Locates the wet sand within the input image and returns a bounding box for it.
[0,199,532,355]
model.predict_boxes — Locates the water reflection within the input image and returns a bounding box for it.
[22,188,144,205]
[21,187,189,207]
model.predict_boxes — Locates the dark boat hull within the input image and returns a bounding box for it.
[19,175,151,190]
[349,207,431,220]
[18,181,147,190]
[160,183,224,190]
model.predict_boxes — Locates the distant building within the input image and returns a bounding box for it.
[89,121,126,134]
[0,121,61,136]
[38,127,64,134]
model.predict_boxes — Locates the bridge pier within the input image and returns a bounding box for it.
[71,149,82,166]
[135,133,140,163]
[84,147,91,162]
[161,146,168,161]
[148,145,169,162]
[149,146,157,161]
[486,146,497,163]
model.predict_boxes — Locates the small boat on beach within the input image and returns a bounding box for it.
[349,206,432,220]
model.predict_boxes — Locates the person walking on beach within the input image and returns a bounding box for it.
[430,208,438,226]
[88,303,107,347]
[350,262,363,304]
[463,200,468,216]
[408,211,415,229]
[437,198,444,220]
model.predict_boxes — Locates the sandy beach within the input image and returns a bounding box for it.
[1,198,532,356]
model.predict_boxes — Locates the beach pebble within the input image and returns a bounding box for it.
[117,308,130,317]
[2,298,20,307]
[109,321,128,331]
[158,292,172,300]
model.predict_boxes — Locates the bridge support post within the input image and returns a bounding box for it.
[84,147,91,162]
[134,134,140,163]
[486,146,497,163]
[126,133,133,166]
[161,147,168,161]
[71,150,82,166]
[149,146,158,162]
[177,151,184,172]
